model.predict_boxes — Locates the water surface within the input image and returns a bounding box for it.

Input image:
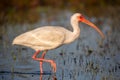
[0,10,120,80]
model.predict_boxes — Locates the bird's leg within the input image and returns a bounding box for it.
[32,50,41,59]
[39,50,47,73]
[32,50,44,73]
[32,50,57,73]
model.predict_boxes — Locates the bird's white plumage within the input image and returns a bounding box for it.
[13,13,82,51]
[13,26,68,50]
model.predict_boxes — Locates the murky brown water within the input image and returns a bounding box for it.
[0,10,120,80]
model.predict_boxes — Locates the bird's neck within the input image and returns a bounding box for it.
[63,20,80,44]
[71,21,80,39]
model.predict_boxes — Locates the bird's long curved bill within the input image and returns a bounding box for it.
[81,18,105,39]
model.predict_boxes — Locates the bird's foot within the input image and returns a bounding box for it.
[49,60,57,73]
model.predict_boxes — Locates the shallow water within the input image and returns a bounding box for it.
[0,10,120,80]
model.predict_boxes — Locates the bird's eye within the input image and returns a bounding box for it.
[79,15,84,19]
[77,15,84,21]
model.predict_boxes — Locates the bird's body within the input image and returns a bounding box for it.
[13,26,79,51]
[13,13,82,51]
[12,13,104,75]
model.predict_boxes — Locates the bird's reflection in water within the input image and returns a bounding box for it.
[39,73,57,80]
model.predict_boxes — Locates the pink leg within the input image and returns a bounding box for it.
[40,51,47,73]
[32,50,57,74]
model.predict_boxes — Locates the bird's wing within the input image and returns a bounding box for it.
[13,27,65,50]
[30,29,65,46]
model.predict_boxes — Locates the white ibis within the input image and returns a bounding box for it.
[12,13,104,74]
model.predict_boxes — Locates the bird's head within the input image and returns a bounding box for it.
[71,13,105,39]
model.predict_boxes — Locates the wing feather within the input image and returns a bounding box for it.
[13,27,65,50]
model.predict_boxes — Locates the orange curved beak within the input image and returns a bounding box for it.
[79,16,105,39]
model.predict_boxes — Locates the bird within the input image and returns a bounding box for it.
[12,13,104,74]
